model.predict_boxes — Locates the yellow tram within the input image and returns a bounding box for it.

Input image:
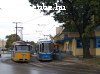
[11,41,33,62]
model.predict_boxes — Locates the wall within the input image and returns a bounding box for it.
[0,40,6,49]
[63,41,69,51]
[95,31,100,36]
[70,38,96,56]
[57,43,64,51]
[68,32,80,38]
[56,26,63,35]
[54,28,100,57]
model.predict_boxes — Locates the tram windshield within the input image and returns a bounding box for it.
[15,45,30,51]
[42,43,51,53]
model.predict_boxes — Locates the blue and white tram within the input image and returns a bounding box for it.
[37,40,52,61]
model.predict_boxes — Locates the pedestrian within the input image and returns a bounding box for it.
[58,49,62,60]
[52,49,56,59]
[52,45,57,59]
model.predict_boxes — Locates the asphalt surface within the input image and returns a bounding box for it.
[1,53,100,74]
[30,54,100,74]
[0,54,79,74]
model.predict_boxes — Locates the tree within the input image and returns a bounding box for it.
[29,41,36,47]
[5,34,20,48]
[29,0,100,58]
[29,41,36,54]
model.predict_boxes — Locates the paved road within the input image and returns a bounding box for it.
[1,54,100,74]
[0,54,79,74]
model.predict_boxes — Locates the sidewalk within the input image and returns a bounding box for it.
[30,53,83,66]
[49,53,83,66]
[30,53,100,74]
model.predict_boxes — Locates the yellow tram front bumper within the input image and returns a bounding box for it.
[13,52,31,61]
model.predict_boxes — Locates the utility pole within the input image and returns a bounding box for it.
[17,27,23,41]
[12,22,21,41]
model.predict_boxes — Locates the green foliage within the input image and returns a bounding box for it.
[29,41,36,51]
[5,34,20,48]
[29,0,100,58]
[29,0,100,35]
[29,41,36,46]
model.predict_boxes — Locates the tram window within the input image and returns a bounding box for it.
[44,43,50,53]
[40,44,42,52]
[42,43,44,52]
[16,45,30,51]
[49,43,52,52]
[15,46,17,51]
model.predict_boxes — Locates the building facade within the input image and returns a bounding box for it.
[54,26,100,57]
[0,40,6,50]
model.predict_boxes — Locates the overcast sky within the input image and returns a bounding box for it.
[0,0,62,42]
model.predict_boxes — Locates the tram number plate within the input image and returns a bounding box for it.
[21,54,26,58]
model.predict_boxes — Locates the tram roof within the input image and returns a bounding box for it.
[12,41,31,45]
[38,40,51,43]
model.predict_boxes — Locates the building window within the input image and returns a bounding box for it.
[93,39,96,48]
[96,39,100,48]
[65,34,68,37]
[77,40,82,48]
[77,39,90,48]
